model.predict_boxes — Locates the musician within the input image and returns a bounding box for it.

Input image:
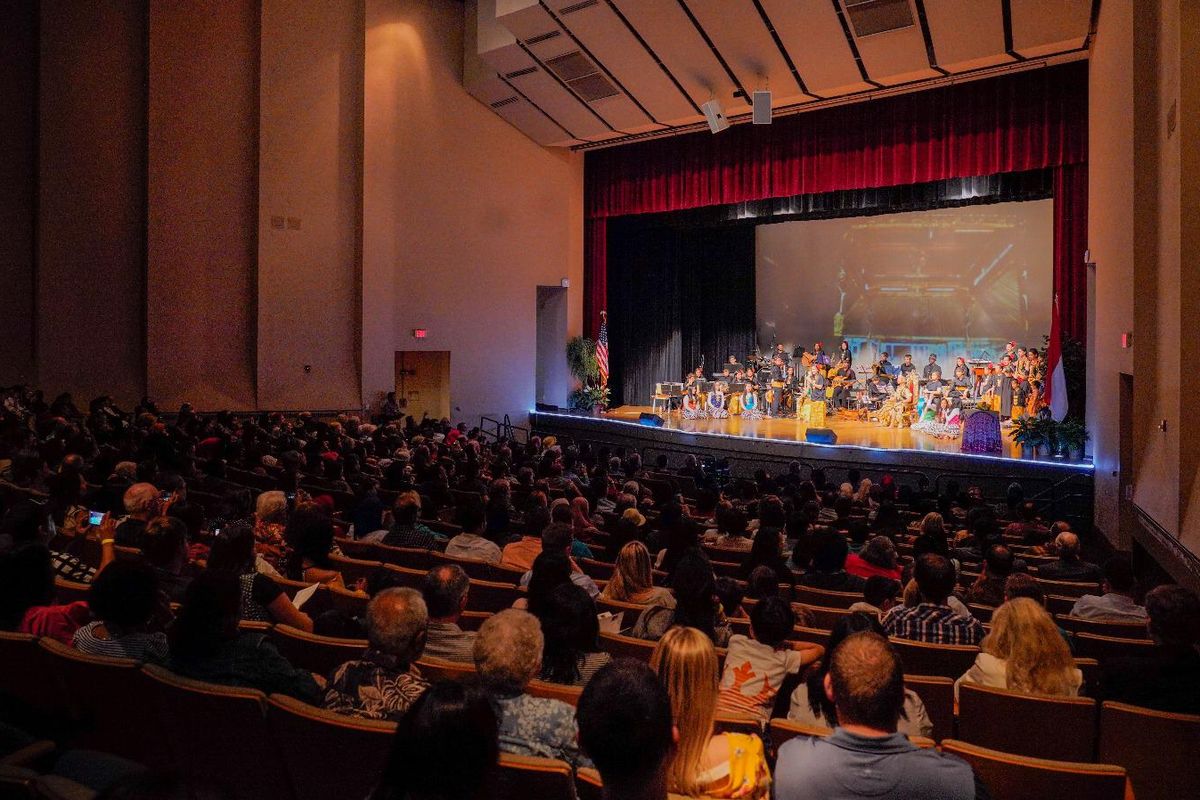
[867,373,893,405]
[680,385,705,420]
[922,368,946,407]
[739,383,762,420]
[999,366,1016,419]
[707,383,729,419]
[774,343,791,364]
[803,364,827,402]
[768,356,787,417]
[876,351,894,377]
[1027,349,1046,384]
[922,353,941,379]
[950,362,972,399]
[810,342,831,369]
[726,354,742,372]
[828,357,856,410]
[898,353,917,378]
[836,340,852,366]
[1004,340,1019,362]
[977,364,1001,412]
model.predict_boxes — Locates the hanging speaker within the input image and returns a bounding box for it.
[701,99,730,134]
[752,91,772,125]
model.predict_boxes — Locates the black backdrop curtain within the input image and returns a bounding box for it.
[608,222,755,406]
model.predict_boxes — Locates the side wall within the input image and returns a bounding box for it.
[363,0,583,424]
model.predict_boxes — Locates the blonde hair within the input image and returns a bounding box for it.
[256,490,287,522]
[982,598,1078,696]
[474,609,543,693]
[920,512,945,538]
[650,627,718,796]
[602,541,654,602]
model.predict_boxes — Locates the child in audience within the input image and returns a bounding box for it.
[717,597,822,723]
[848,575,901,619]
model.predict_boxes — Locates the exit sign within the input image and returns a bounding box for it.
[412,328,427,339]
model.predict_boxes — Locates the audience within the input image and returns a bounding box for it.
[0,543,91,643]
[797,530,865,592]
[1100,584,1200,714]
[954,597,1082,699]
[114,483,162,549]
[883,554,984,645]
[651,627,770,798]
[420,565,476,662]
[325,587,429,721]
[848,576,900,619]
[382,492,442,550]
[517,523,600,599]
[632,550,730,646]
[775,632,981,799]
[283,508,345,588]
[844,536,902,581]
[1070,556,1146,622]
[577,660,676,800]
[205,521,312,631]
[1036,531,1103,583]
[473,609,589,768]
[168,572,321,703]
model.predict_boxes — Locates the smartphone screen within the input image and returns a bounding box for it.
[160,491,172,502]
[88,510,105,526]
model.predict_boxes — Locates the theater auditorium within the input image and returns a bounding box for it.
[1,1,1197,799]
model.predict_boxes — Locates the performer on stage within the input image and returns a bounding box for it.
[707,383,729,418]
[768,355,787,417]
[810,342,831,369]
[977,364,1001,412]
[774,343,791,365]
[922,353,941,379]
[836,340,852,366]
[999,367,1016,420]
[912,397,963,438]
[829,357,856,410]
[898,353,917,379]
[950,362,972,399]
[680,385,705,419]
[876,351,894,377]
[877,376,915,428]
[739,383,762,420]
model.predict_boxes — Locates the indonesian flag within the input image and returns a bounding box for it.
[1045,293,1068,420]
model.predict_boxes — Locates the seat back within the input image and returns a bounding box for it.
[957,683,1097,761]
[577,558,614,581]
[53,577,90,605]
[940,739,1126,800]
[1073,632,1158,662]
[967,603,995,622]
[466,579,523,613]
[1055,615,1151,639]
[270,577,332,616]
[792,584,862,609]
[527,679,583,707]
[1035,578,1101,598]
[373,543,433,571]
[141,664,292,800]
[0,632,58,716]
[769,718,936,752]
[265,694,396,800]
[1098,701,1200,800]
[377,563,426,591]
[328,583,369,618]
[595,596,649,626]
[713,713,760,736]
[268,625,366,678]
[903,674,955,742]
[429,550,494,582]
[801,604,853,631]
[495,753,575,800]
[38,639,168,765]
[416,657,477,683]
[598,632,656,663]
[1045,594,1078,616]
[576,768,604,800]
[328,553,383,586]
[888,638,979,679]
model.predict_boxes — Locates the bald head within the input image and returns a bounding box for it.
[123,483,160,519]
[366,587,428,664]
[825,632,906,732]
[1055,531,1081,560]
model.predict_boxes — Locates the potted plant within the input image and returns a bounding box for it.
[1010,415,1048,457]
[1056,417,1090,460]
[565,336,608,413]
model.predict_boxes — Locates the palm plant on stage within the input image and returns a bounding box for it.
[566,336,609,412]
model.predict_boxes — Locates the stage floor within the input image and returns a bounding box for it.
[603,405,1026,460]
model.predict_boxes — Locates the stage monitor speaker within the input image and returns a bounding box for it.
[701,99,730,133]
[805,427,838,444]
[752,90,772,124]
[638,412,666,428]
[534,402,560,412]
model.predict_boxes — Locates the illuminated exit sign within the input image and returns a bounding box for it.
[412,328,427,339]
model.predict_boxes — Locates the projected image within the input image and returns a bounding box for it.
[755,199,1053,370]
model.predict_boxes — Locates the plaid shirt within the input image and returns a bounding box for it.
[51,549,96,584]
[882,603,984,646]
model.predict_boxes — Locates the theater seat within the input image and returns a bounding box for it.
[957,683,1098,762]
[888,638,979,680]
[1098,701,1200,800]
[791,585,863,609]
[1072,633,1158,662]
[141,665,293,800]
[268,625,366,678]
[0,632,58,718]
[940,739,1127,800]
[769,718,936,752]
[496,753,575,800]
[466,579,524,613]
[416,657,476,683]
[265,694,395,800]
[598,632,656,663]
[903,674,955,742]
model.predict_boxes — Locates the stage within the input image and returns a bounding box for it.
[528,406,1094,527]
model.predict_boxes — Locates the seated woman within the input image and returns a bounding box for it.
[284,508,346,588]
[0,543,92,645]
[632,551,731,647]
[372,681,498,800]
[955,597,1082,700]
[796,530,866,593]
[253,490,290,570]
[912,398,962,439]
[514,550,572,613]
[206,521,314,632]
[473,609,591,768]
[788,613,934,738]
[876,377,915,428]
[680,386,706,420]
[844,536,903,582]
[535,584,611,687]
[739,385,762,420]
[706,384,729,419]
[167,572,322,704]
[600,541,675,608]
[73,558,169,662]
[707,505,753,552]
[650,627,770,798]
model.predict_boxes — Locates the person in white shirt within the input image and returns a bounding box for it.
[444,503,502,565]
[1070,557,1147,623]
[955,597,1082,700]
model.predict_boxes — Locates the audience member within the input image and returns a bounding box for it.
[283,508,345,587]
[848,576,900,619]
[420,565,477,663]
[1070,556,1146,622]
[325,587,430,721]
[0,543,91,644]
[536,583,611,686]
[473,609,589,768]
[775,632,981,800]
[600,541,675,608]
[383,492,442,550]
[517,523,599,599]
[443,502,501,564]
[718,597,821,723]
[114,483,161,549]
[797,530,865,592]
[883,554,984,645]
[1036,532,1103,583]
[1099,584,1200,714]
[954,597,1081,699]
[206,521,312,630]
[73,558,168,662]
[967,545,1015,608]
[651,627,770,798]
[845,536,902,581]
[632,550,730,646]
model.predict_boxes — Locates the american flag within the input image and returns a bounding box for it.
[596,311,609,386]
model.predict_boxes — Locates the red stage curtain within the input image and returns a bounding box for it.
[583,62,1089,342]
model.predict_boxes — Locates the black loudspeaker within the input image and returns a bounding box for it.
[534,402,560,412]
[805,427,838,444]
[638,412,665,428]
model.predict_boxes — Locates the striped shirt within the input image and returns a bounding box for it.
[882,603,985,646]
[717,634,805,723]
[72,621,169,663]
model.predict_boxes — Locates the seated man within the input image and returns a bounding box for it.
[775,632,983,800]
[577,660,676,800]
[1036,531,1103,583]
[444,502,501,564]
[966,545,1014,608]
[1099,584,1200,715]
[324,587,430,721]
[882,554,984,645]
[420,564,476,663]
[114,483,161,549]
[517,523,599,599]
[1003,501,1051,545]
[1070,556,1147,622]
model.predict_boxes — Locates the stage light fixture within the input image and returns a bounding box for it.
[701,99,729,134]
[752,90,772,125]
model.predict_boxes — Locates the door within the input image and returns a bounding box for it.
[536,286,569,408]
[395,351,450,422]
[1118,372,1134,542]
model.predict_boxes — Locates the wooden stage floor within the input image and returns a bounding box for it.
[603,405,1026,461]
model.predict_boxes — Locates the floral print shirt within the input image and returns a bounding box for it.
[323,649,429,722]
[490,691,592,769]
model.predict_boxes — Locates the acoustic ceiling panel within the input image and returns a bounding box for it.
[847,0,941,85]
[759,0,874,97]
[923,0,1012,73]
[1010,0,1092,58]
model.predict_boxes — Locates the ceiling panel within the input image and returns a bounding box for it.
[681,0,814,107]
[760,0,874,97]
[923,0,1013,73]
[1010,0,1091,58]
[609,0,750,114]
[544,0,701,125]
[849,1,940,85]
[463,69,581,146]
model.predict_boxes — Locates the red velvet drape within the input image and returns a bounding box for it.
[585,218,607,340]
[584,61,1088,341]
